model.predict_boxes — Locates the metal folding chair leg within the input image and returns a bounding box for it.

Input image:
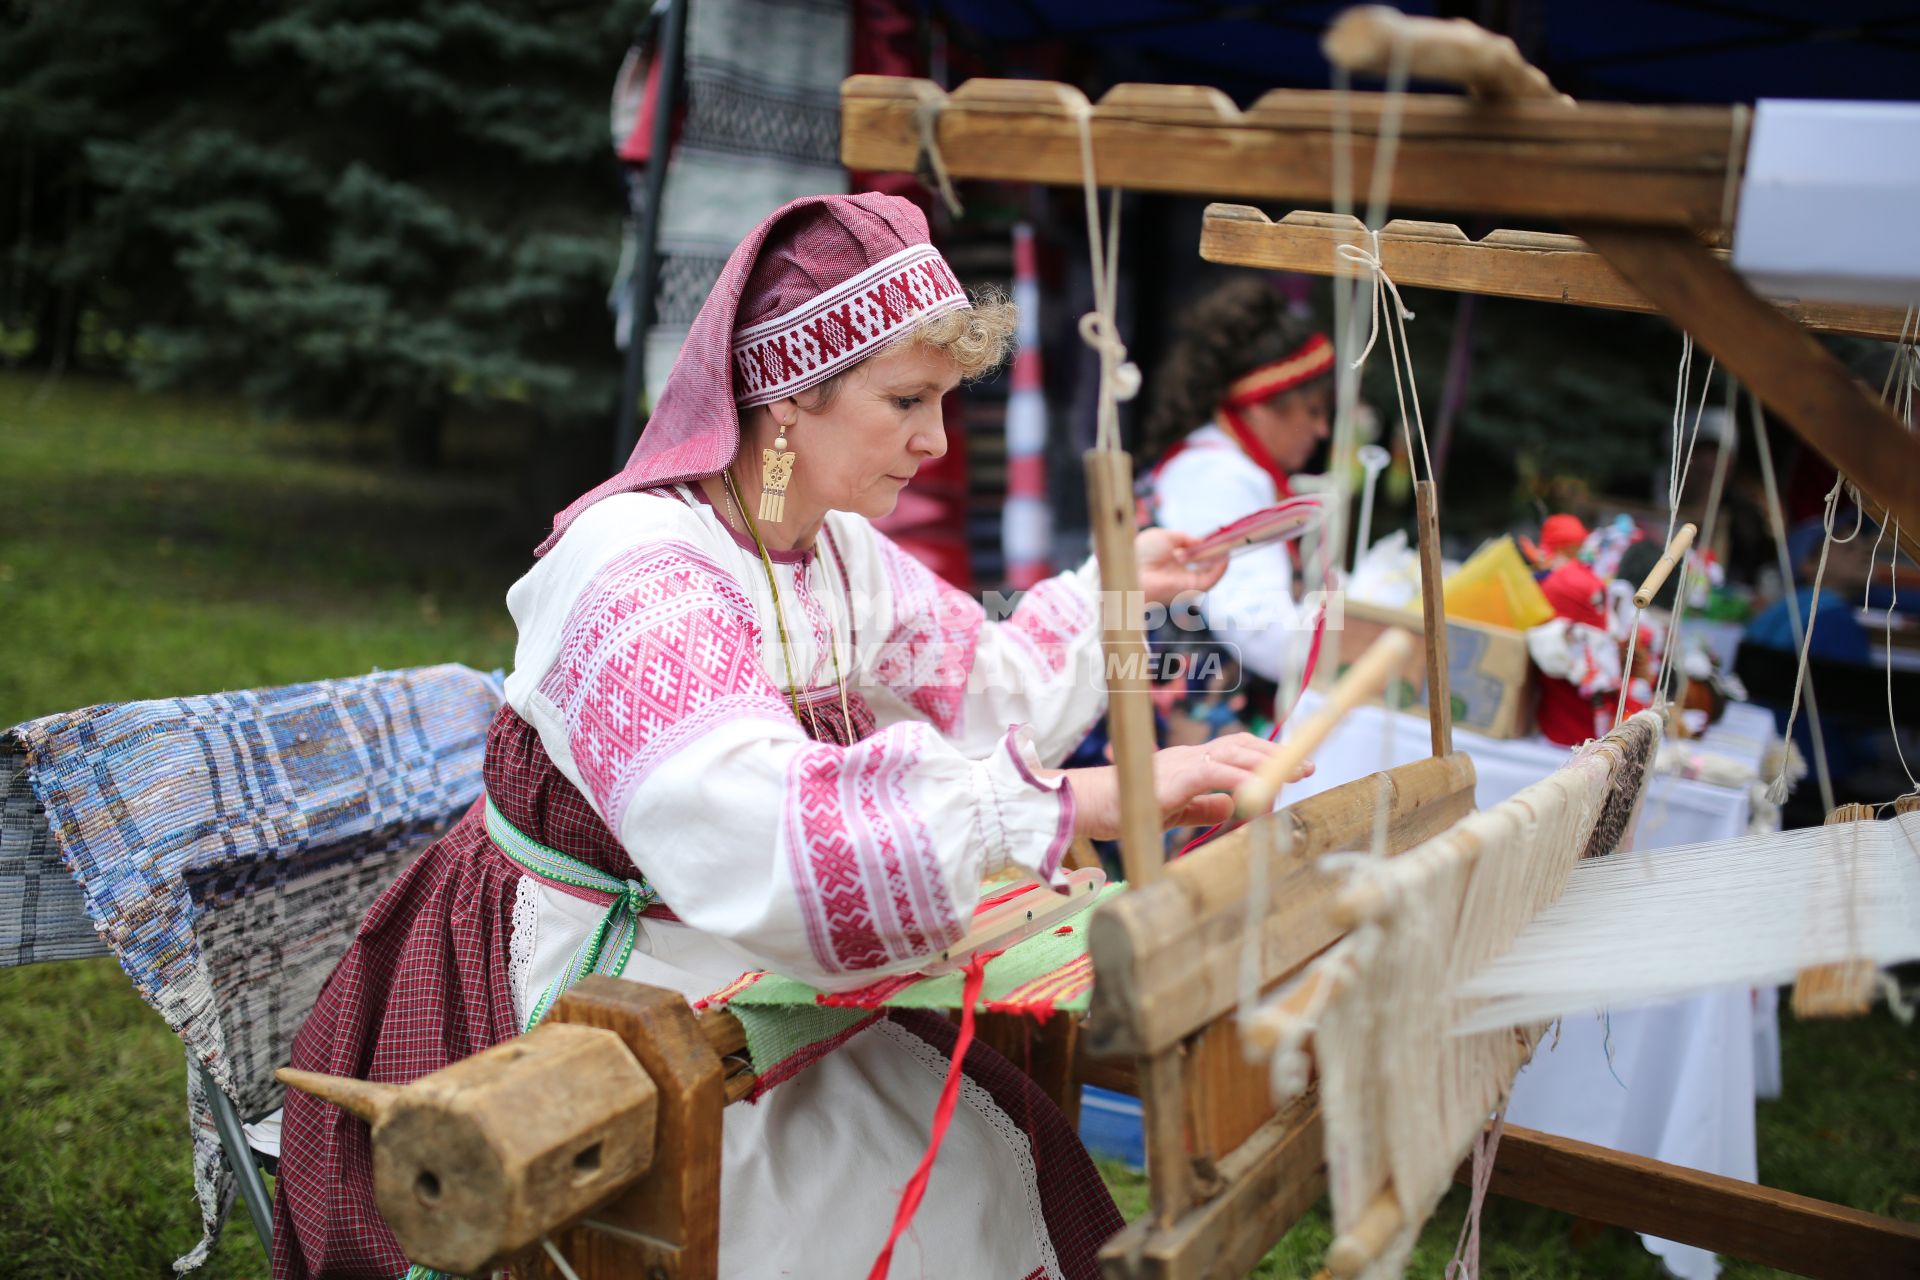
[201,1064,274,1251]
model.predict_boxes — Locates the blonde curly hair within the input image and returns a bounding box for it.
[793,286,1018,412]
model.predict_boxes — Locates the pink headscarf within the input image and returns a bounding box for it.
[538,192,970,555]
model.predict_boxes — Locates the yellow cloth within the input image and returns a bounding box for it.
[1444,537,1555,630]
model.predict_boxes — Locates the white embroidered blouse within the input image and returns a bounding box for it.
[501,484,1105,992]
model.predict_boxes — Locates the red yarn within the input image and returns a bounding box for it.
[868,949,1002,1279]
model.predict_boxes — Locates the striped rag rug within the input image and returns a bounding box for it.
[1,664,501,1271]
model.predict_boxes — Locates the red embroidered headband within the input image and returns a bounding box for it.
[1221,333,1335,408]
[731,244,970,407]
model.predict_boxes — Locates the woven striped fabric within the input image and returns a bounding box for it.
[701,883,1119,1095]
[0,731,105,966]
[1,664,502,1271]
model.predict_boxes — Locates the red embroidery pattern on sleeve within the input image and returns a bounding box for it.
[1001,575,1091,679]
[784,722,963,975]
[537,542,792,822]
[870,538,983,735]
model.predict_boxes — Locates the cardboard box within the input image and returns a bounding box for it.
[1313,600,1537,739]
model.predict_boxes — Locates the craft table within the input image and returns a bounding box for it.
[1280,693,1781,1280]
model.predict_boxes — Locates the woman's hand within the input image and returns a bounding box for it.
[1135,527,1229,607]
[1059,734,1314,840]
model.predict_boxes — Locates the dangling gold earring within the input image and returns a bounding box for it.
[759,417,796,522]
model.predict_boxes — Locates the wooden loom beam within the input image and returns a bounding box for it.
[841,77,1742,228]
[1088,754,1477,1059]
[1572,223,1920,550]
[845,73,1920,556]
[1199,207,1920,343]
[1473,1125,1920,1280]
[1203,208,1920,566]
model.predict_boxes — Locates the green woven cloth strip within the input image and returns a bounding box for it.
[732,1004,874,1081]
[721,883,1119,1086]
[728,883,1120,1014]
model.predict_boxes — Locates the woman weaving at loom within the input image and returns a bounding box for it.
[1141,278,1335,728]
[274,193,1299,1280]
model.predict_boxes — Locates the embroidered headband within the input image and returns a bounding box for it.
[1220,333,1335,408]
[732,244,970,407]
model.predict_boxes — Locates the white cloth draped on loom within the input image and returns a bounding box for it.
[1149,423,1309,681]
[498,483,1113,1279]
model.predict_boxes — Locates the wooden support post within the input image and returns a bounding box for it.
[1086,449,1164,887]
[1138,1047,1194,1230]
[1792,803,1882,1019]
[1100,1095,1326,1280]
[1576,224,1920,547]
[1413,480,1453,757]
[542,978,727,1280]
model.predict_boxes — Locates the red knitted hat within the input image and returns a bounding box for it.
[1539,514,1590,556]
[538,192,969,555]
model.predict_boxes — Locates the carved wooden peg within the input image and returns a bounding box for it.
[1634,522,1698,608]
[280,1021,660,1277]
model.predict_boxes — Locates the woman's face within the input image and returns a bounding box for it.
[1240,380,1333,473]
[774,344,960,520]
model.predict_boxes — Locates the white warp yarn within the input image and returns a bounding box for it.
[1455,810,1920,1032]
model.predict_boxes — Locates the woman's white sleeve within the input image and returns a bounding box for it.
[1152,451,1305,683]
[526,540,1076,992]
[860,529,1109,766]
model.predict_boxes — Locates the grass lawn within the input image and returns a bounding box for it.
[1,371,1915,1277]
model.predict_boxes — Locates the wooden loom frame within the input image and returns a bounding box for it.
[278,15,1920,1279]
[834,15,1920,1279]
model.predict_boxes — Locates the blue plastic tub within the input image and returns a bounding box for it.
[1078,1085,1145,1170]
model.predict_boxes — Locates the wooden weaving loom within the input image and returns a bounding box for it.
[278,8,1920,1277]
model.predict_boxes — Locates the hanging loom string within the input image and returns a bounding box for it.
[1653,342,1715,710]
[1067,97,1138,453]
[1868,305,1918,801]
[1750,396,1836,812]
[1757,415,1866,807]
[1614,337,1713,723]
[1444,1107,1508,1280]
[867,949,1000,1280]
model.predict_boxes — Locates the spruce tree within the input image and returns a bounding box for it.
[4,1,641,457]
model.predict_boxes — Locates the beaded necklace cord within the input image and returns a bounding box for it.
[723,468,853,739]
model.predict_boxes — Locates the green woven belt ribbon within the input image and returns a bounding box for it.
[484,797,660,1032]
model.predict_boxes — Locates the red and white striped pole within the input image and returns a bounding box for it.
[1003,223,1054,590]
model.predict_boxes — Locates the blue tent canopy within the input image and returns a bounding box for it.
[925,1,1920,104]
